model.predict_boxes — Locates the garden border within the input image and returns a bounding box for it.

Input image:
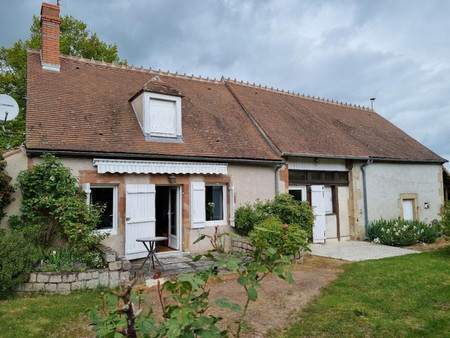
[17,246,131,294]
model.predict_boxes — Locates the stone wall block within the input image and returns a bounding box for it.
[45,284,57,292]
[36,273,50,283]
[105,253,116,263]
[62,273,76,283]
[109,271,119,287]
[109,261,122,271]
[92,271,99,279]
[56,283,71,293]
[78,272,92,281]
[72,281,86,290]
[29,273,37,283]
[119,271,130,282]
[49,274,62,283]
[122,260,131,271]
[34,283,45,291]
[98,271,109,286]
[86,278,99,289]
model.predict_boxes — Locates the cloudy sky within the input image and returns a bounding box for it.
[1,0,449,167]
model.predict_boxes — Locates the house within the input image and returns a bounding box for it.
[1,3,446,258]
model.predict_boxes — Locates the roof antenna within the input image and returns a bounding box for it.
[0,94,23,137]
[370,97,376,111]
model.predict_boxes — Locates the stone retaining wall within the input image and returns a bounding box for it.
[18,247,131,294]
[231,237,304,262]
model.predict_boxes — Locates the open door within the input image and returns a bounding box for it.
[125,184,156,259]
[311,185,326,243]
[168,186,180,250]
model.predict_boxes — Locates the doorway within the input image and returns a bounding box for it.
[155,186,181,251]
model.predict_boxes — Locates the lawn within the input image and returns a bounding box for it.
[1,247,448,337]
[0,289,103,337]
[278,246,450,337]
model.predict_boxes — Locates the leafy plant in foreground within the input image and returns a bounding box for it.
[12,153,107,249]
[0,228,42,299]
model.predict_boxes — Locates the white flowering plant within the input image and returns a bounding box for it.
[368,219,439,246]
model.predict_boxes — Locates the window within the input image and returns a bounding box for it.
[86,185,118,234]
[131,91,182,141]
[289,170,349,185]
[289,185,307,202]
[205,184,226,225]
[324,186,334,214]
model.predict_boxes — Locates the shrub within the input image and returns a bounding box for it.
[0,229,42,299]
[235,194,314,238]
[0,154,15,222]
[369,219,439,246]
[13,153,107,249]
[440,202,450,237]
[234,201,266,236]
[262,194,314,238]
[249,216,309,255]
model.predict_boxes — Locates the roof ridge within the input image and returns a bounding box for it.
[224,78,371,111]
[57,52,224,85]
[29,50,371,110]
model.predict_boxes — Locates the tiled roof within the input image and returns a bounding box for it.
[226,82,445,162]
[26,51,281,162]
[26,50,445,163]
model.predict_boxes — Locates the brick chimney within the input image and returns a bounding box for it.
[40,2,60,72]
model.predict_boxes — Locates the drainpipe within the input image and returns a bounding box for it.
[275,164,283,195]
[360,159,373,238]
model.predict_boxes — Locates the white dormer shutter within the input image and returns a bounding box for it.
[191,182,206,229]
[149,98,177,136]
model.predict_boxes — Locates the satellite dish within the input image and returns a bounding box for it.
[0,94,19,122]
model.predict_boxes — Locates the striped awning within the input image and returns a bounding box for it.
[93,159,228,175]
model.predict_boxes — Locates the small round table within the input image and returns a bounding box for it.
[136,237,168,273]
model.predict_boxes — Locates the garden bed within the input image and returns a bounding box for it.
[17,250,131,294]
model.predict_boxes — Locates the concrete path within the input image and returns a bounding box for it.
[310,240,420,261]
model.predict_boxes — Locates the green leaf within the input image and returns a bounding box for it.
[193,234,207,244]
[247,287,258,301]
[237,276,248,286]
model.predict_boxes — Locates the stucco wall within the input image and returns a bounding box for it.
[227,163,276,207]
[1,147,28,228]
[4,155,277,255]
[353,162,443,236]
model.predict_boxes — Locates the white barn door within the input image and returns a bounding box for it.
[311,185,326,243]
[125,184,156,260]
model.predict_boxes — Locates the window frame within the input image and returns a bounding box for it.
[144,92,182,140]
[289,170,349,186]
[205,183,227,227]
[88,185,118,235]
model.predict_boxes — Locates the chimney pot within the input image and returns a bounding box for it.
[40,2,60,72]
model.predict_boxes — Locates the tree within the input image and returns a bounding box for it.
[0,15,126,151]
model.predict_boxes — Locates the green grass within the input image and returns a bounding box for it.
[0,289,103,337]
[279,246,450,337]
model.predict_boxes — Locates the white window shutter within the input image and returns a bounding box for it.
[82,183,91,205]
[191,182,206,228]
[311,185,326,243]
[229,182,235,226]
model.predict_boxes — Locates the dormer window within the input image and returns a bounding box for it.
[130,81,183,142]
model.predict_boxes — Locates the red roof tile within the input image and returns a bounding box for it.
[26,51,281,162]
[226,82,445,162]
